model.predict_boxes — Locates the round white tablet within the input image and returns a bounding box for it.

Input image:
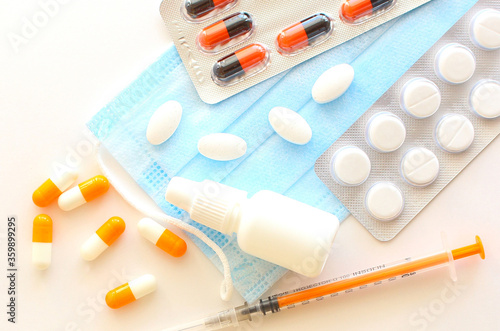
[469,79,500,119]
[400,78,441,118]
[470,9,500,50]
[434,44,476,84]
[365,182,404,222]
[400,147,439,187]
[366,112,406,153]
[435,114,474,153]
[330,146,371,186]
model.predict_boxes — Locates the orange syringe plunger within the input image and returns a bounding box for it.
[277,236,485,308]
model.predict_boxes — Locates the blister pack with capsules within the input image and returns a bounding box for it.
[160,0,432,104]
[315,0,500,241]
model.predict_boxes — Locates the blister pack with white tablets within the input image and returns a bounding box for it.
[315,1,500,241]
[160,0,432,104]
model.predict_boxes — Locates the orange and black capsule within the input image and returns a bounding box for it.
[212,43,269,83]
[185,0,235,19]
[276,13,332,54]
[198,12,253,51]
[341,0,394,23]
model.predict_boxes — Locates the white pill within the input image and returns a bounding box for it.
[400,148,439,187]
[330,146,371,186]
[268,107,312,145]
[470,9,500,50]
[366,112,406,153]
[312,63,354,104]
[400,78,441,118]
[198,133,247,161]
[435,114,474,153]
[469,79,500,119]
[365,182,404,222]
[146,100,182,145]
[434,44,476,84]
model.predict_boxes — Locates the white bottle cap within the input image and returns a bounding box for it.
[165,177,247,233]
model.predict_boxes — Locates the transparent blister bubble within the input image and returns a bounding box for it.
[182,0,239,23]
[160,0,433,104]
[339,0,398,25]
[315,0,500,241]
[196,12,255,54]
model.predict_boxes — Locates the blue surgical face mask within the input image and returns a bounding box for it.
[87,0,478,303]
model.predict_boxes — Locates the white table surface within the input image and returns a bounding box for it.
[1,1,499,330]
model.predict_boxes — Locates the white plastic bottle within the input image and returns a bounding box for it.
[165,177,339,278]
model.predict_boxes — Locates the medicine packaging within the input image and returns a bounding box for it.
[160,0,432,103]
[315,2,500,241]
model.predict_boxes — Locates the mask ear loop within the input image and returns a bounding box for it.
[95,143,234,301]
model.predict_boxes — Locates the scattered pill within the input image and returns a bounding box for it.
[341,0,395,24]
[469,79,500,119]
[58,175,110,211]
[435,114,474,153]
[32,170,77,207]
[365,182,404,221]
[146,100,182,145]
[138,218,187,257]
[434,44,476,84]
[106,274,157,309]
[470,9,500,50]
[276,13,332,55]
[198,12,253,51]
[400,78,441,119]
[80,217,126,261]
[32,214,52,270]
[198,133,247,161]
[212,43,269,85]
[268,107,312,145]
[185,0,235,19]
[330,146,371,186]
[366,112,406,153]
[312,63,354,104]
[400,148,439,187]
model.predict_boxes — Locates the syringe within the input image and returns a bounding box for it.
[164,235,485,331]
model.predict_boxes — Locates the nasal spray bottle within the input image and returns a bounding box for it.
[165,177,339,277]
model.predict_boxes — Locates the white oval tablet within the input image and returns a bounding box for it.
[198,133,247,161]
[330,146,371,186]
[366,112,406,153]
[434,44,476,84]
[146,100,183,145]
[470,9,500,50]
[268,107,312,145]
[312,63,354,104]
[469,79,500,119]
[435,114,474,153]
[365,182,404,222]
[400,147,439,187]
[400,78,441,118]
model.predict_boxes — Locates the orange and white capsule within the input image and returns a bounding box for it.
[58,175,110,211]
[32,170,77,207]
[80,217,125,261]
[138,218,187,257]
[32,214,52,270]
[106,274,157,309]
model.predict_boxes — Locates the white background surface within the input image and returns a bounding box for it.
[0,1,499,330]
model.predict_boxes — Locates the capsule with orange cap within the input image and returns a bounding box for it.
[276,13,333,55]
[32,214,53,270]
[197,12,253,53]
[106,274,157,309]
[32,170,77,207]
[58,175,110,211]
[184,0,237,20]
[80,217,126,261]
[212,43,270,86]
[138,218,187,257]
[340,0,395,24]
